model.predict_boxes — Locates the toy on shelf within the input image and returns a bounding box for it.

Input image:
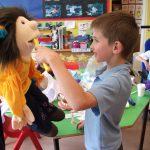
[63,31,74,49]
[37,20,93,52]
[71,34,92,52]
[38,22,66,49]
[52,26,58,49]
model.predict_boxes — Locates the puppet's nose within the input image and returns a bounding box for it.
[29,20,38,30]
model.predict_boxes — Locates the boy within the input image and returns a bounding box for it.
[35,11,139,150]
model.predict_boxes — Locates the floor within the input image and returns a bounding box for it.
[5,114,150,150]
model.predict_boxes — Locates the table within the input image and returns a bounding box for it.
[53,86,150,150]
[120,86,150,150]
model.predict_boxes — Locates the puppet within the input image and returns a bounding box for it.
[0,7,64,136]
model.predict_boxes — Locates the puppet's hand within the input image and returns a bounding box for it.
[23,105,35,125]
[11,105,35,130]
[12,115,27,130]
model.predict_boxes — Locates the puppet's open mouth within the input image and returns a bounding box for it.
[28,39,35,49]
[28,39,34,44]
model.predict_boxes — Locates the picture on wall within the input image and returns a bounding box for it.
[43,0,109,19]
[122,0,129,4]
[45,4,61,18]
[136,0,142,3]
[129,0,135,4]
[66,5,82,17]
[86,2,104,16]
[121,0,143,27]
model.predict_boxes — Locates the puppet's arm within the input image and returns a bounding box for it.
[29,58,48,90]
[3,72,34,130]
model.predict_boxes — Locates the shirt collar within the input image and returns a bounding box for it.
[96,63,131,80]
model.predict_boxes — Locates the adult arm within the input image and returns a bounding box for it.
[136,54,150,71]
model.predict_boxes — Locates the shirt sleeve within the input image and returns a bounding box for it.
[28,59,44,87]
[140,51,150,60]
[89,76,121,115]
[2,71,26,118]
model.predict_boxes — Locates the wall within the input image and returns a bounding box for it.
[145,0,150,40]
[0,0,111,19]
[0,0,43,18]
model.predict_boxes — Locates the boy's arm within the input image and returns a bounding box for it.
[35,47,97,111]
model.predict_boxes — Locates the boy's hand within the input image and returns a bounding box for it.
[39,76,48,90]
[76,120,84,129]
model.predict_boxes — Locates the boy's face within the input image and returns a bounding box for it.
[90,28,114,63]
[16,16,40,58]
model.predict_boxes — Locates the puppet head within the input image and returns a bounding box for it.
[0,7,40,68]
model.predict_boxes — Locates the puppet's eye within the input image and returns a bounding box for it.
[21,20,25,24]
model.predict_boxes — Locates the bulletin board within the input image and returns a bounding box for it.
[43,0,111,19]
[0,0,111,19]
[121,0,143,27]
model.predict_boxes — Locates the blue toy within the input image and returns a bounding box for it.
[128,97,136,106]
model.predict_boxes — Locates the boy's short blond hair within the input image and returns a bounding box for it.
[91,11,139,58]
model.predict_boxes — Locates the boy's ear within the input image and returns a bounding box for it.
[112,41,123,55]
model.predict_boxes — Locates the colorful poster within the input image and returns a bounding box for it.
[122,0,129,4]
[66,5,82,17]
[122,5,129,12]
[135,4,143,19]
[129,4,135,16]
[136,0,143,3]
[45,4,61,18]
[122,0,143,24]
[86,3,104,16]
[129,0,135,4]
